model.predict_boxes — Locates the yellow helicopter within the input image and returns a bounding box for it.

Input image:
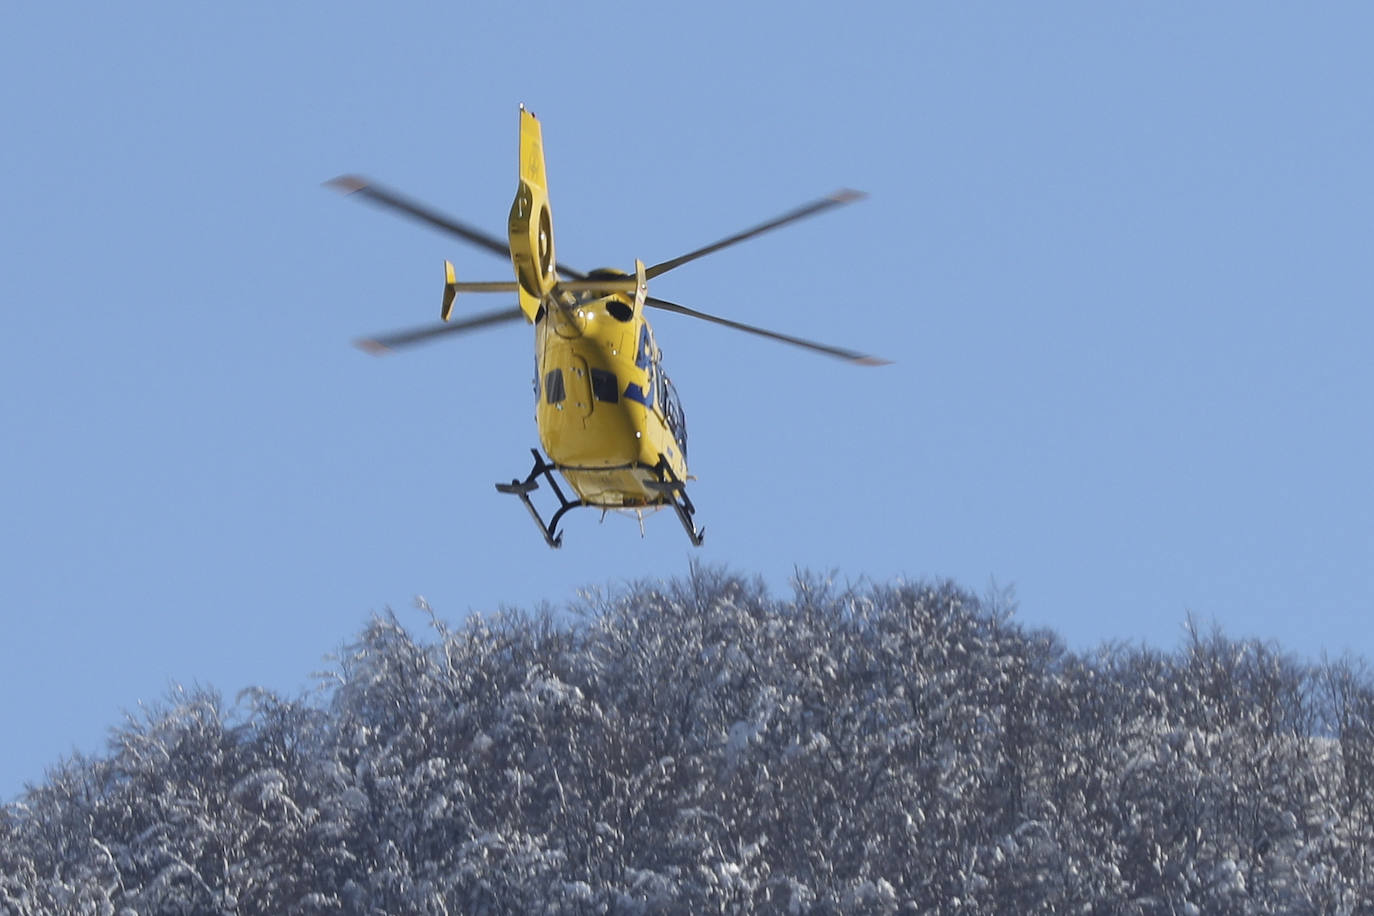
[329,106,884,547]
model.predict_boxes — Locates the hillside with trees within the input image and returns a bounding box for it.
[3,567,1372,913]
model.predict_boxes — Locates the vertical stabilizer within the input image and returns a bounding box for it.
[508,106,558,322]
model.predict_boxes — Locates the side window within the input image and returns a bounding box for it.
[590,369,619,403]
[544,369,565,403]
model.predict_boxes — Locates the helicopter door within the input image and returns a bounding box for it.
[561,355,593,421]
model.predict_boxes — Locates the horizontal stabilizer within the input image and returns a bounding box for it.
[556,278,639,293]
[442,260,519,322]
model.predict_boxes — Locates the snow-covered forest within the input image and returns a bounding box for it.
[4,567,1373,914]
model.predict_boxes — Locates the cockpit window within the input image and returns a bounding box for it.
[544,369,565,403]
[590,369,619,403]
[662,373,688,460]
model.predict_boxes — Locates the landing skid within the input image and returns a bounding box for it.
[644,456,706,547]
[495,448,704,548]
[495,449,583,548]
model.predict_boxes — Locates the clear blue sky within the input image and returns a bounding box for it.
[3,3,1371,800]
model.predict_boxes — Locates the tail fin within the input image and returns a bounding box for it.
[508,106,558,322]
[441,259,458,321]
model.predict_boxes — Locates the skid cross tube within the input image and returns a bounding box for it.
[495,448,583,548]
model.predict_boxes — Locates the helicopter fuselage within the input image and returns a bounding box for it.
[533,290,688,509]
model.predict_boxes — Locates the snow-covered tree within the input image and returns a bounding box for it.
[3,567,1372,913]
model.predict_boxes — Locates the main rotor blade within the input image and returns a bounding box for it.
[644,296,888,366]
[643,189,866,281]
[356,306,526,355]
[326,175,587,281]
